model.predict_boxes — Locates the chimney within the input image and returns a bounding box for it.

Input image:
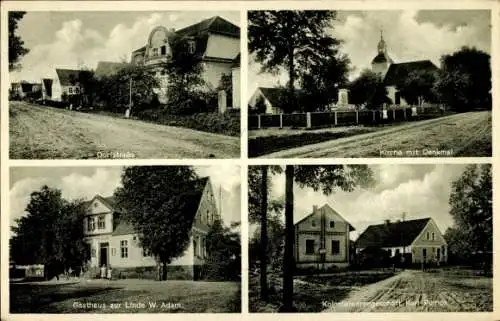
[384,219,390,226]
[313,205,318,213]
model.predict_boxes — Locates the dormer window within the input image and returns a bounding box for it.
[187,40,196,54]
[152,48,159,57]
[88,217,96,231]
[161,45,167,56]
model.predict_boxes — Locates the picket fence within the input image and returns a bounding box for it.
[248,105,443,130]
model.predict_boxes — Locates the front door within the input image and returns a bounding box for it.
[100,243,109,267]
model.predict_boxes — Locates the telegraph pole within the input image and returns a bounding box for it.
[125,77,132,118]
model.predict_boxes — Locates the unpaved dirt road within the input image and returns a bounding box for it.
[261,111,491,158]
[323,270,492,312]
[9,102,239,159]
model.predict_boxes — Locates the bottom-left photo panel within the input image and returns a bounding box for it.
[8,165,241,313]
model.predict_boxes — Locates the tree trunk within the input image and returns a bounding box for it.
[260,166,269,302]
[288,45,296,112]
[162,261,168,281]
[280,165,297,312]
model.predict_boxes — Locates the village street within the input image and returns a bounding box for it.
[322,269,492,312]
[9,101,240,159]
[260,111,491,158]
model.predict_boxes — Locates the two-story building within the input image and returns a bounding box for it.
[83,176,219,280]
[130,15,240,107]
[294,204,355,269]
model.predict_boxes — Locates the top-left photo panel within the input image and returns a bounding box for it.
[8,11,241,160]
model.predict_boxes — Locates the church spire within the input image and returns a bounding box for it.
[377,28,387,54]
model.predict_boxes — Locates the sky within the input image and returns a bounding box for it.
[9,165,241,234]
[262,164,475,240]
[248,10,491,95]
[10,11,240,83]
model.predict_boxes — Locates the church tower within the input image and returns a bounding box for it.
[371,30,393,77]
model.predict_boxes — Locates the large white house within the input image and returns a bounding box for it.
[294,204,355,269]
[130,16,240,107]
[83,176,219,280]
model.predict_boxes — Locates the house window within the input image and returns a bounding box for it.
[142,247,151,257]
[311,220,316,227]
[305,240,315,254]
[330,221,335,228]
[432,233,435,241]
[187,40,196,54]
[91,248,96,258]
[201,238,205,258]
[426,232,430,240]
[69,87,73,94]
[193,239,198,257]
[88,217,96,231]
[152,48,158,56]
[442,246,446,256]
[161,45,166,55]
[75,87,80,94]
[331,240,340,255]
[111,248,116,256]
[98,215,105,229]
[120,240,128,258]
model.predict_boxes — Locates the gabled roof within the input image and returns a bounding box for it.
[294,204,355,232]
[95,61,130,79]
[176,16,239,38]
[55,68,92,86]
[383,60,438,87]
[356,218,432,248]
[86,177,210,236]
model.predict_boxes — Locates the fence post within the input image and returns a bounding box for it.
[306,112,312,129]
[257,114,261,129]
[392,109,396,120]
[356,111,359,124]
[280,113,283,129]
[372,110,375,122]
[334,111,338,126]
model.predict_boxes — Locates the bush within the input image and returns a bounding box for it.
[137,109,240,136]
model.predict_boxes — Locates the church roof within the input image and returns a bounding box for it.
[383,60,439,87]
[356,218,431,248]
[372,53,392,64]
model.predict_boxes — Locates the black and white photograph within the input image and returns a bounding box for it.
[247,10,492,158]
[248,164,492,312]
[8,11,241,159]
[9,165,241,313]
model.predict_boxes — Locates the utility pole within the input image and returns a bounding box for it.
[125,76,132,118]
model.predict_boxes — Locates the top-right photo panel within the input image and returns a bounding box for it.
[247,10,492,158]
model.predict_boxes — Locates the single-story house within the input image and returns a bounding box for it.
[355,217,447,264]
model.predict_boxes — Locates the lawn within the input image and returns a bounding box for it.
[249,270,395,312]
[10,279,241,313]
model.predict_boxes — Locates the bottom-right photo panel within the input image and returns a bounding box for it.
[248,164,492,313]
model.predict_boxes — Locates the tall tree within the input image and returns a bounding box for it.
[9,11,29,71]
[163,34,207,114]
[280,165,375,312]
[113,166,200,281]
[434,46,491,111]
[447,164,492,262]
[300,54,351,111]
[249,11,345,112]
[398,69,438,106]
[348,69,388,109]
[248,165,283,302]
[205,219,241,281]
[10,186,88,279]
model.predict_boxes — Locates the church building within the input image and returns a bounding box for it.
[371,31,439,106]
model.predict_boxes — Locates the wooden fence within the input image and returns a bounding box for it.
[248,105,444,130]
